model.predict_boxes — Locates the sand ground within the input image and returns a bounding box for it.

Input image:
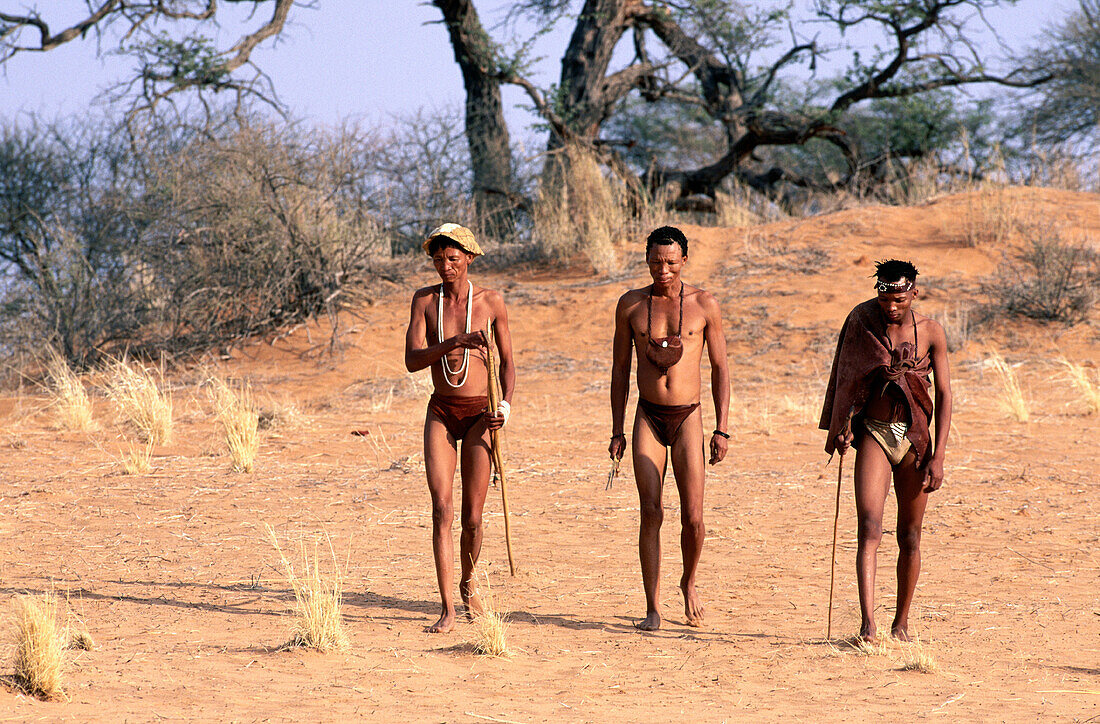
[1,188,1098,722]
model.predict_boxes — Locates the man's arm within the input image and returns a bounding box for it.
[609,294,634,461]
[926,319,953,492]
[485,291,516,432]
[404,290,484,373]
[702,292,730,465]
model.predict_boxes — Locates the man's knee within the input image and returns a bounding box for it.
[432,500,454,527]
[896,525,922,555]
[681,507,704,537]
[461,510,483,534]
[640,499,664,526]
[857,514,883,543]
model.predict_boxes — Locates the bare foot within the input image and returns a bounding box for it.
[427,609,455,634]
[635,610,662,631]
[681,581,705,627]
[890,624,911,642]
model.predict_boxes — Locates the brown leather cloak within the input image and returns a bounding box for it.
[819,299,934,470]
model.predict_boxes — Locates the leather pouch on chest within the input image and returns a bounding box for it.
[646,336,683,373]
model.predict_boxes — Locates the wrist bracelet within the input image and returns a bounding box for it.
[611,433,625,440]
[712,430,730,439]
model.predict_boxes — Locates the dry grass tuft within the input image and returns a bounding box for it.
[257,395,306,431]
[12,594,67,700]
[264,524,349,652]
[44,350,95,432]
[208,377,259,472]
[119,439,154,475]
[468,575,511,658]
[897,640,940,674]
[851,635,890,657]
[986,349,1030,422]
[105,358,173,444]
[67,629,94,652]
[962,185,1024,247]
[1059,357,1100,414]
[532,144,626,274]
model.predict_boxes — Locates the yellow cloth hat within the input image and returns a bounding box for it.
[423,223,484,256]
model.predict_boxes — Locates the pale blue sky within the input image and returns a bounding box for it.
[0,0,1078,140]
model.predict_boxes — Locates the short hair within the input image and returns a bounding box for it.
[873,259,919,282]
[646,226,688,257]
[428,235,467,257]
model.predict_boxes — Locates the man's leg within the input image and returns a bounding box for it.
[424,412,458,633]
[891,453,931,641]
[458,416,492,618]
[632,408,668,631]
[853,431,893,641]
[669,408,706,627]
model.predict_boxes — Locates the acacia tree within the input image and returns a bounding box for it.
[1017,0,1100,150]
[431,0,517,237]
[444,0,1054,206]
[0,1,297,129]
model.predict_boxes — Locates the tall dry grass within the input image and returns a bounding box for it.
[898,640,940,674]
[208,377,259,472]
[264,525,349,652]
[467,574,511,658]
[43,349,95,432]
[1059,357,1100,414]
[532,145,627,274]
[12,594,67,700]
[104,358,173,444]
[986,349,1030,422]
[118,439,154,475]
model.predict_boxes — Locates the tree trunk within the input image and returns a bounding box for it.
[432,0,515,239]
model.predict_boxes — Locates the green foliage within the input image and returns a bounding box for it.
[136,33,229,87]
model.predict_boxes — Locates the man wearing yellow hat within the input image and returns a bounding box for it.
[404,223,516,633]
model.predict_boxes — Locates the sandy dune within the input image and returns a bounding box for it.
[1,188,1098,721]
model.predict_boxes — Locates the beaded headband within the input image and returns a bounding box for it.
[874,277,913,293]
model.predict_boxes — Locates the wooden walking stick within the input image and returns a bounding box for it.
[827,449,845,641]
[484,322,516,575]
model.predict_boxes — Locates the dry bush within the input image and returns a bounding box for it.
[208,377,259,472]
[44,349,94,431]
[118,439,154,475]
[931,304,975,352]
[257,395,307,431]
[983,225,1099,323]
[1058,357,1100,414]
[962,185,1025,247]
[714,187,762,227]
[104,359,173,444]
[898,640,940,674]
[986,349,1030,422]
[532,145,627,274]
[467,574,511,658]
[12,594,67,700]
[264,525,349,652]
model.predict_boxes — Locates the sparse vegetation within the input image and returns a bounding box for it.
[984,225,1099,323]
[118,439,154,475]
[1059,357,1100,414]
[208,377,260,472]
[898,640,941,674]
[105,359,174,444]
[44,349,94,431]
[12,594,67,701]
[986,349,1030,422]
[467,574,511,658]
[265,525,349,652]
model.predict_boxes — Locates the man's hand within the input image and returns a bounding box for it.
[608,434,626,461]
[925,456,945,492]
[709,433,728,465]
[486,401,509,432]
[835,430,854,455]
[453,331,486,350]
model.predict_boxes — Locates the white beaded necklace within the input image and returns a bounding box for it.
[437,281,473,388]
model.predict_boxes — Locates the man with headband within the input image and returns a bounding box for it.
[404,223,516,633]
[819,259,953,641]
[609,226,730,630]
